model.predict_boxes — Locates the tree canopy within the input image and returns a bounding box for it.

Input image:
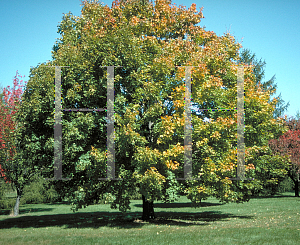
[12,0,289,219]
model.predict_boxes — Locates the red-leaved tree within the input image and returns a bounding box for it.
[0,71,26,214]
[269,117,300,197]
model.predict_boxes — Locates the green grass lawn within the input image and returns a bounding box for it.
[0,192,299,245]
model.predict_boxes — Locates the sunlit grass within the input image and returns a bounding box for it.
[0,192,299,244]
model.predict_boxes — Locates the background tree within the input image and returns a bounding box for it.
[238,49,292,196]
[269,117,300,197]
[295,110,300,120]
[15,0,289,220]
[0,71,29,216]
[238,48,289,119]
[0,84,5,181]
[0,84,4,104]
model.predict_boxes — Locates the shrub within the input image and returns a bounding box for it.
[278,177,294,193]
[251,175,294,197]
[0,178,15,210]
[21,174,60,205]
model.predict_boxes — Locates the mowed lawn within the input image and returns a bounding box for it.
[0,192,299,245]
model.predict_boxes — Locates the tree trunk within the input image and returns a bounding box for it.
[295,179,299,197]
[288,172,299,197]
[142,195,155,220]
[13,187,22,216]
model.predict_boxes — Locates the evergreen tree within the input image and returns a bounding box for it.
[238,49,289,118]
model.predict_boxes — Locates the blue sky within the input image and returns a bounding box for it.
[1,0,299,117]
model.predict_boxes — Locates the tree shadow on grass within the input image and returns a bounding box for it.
[0,209,253,230]
[134,201,223,208]
[147,211,253,226]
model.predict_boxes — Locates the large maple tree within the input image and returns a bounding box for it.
[14,0,288,220]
